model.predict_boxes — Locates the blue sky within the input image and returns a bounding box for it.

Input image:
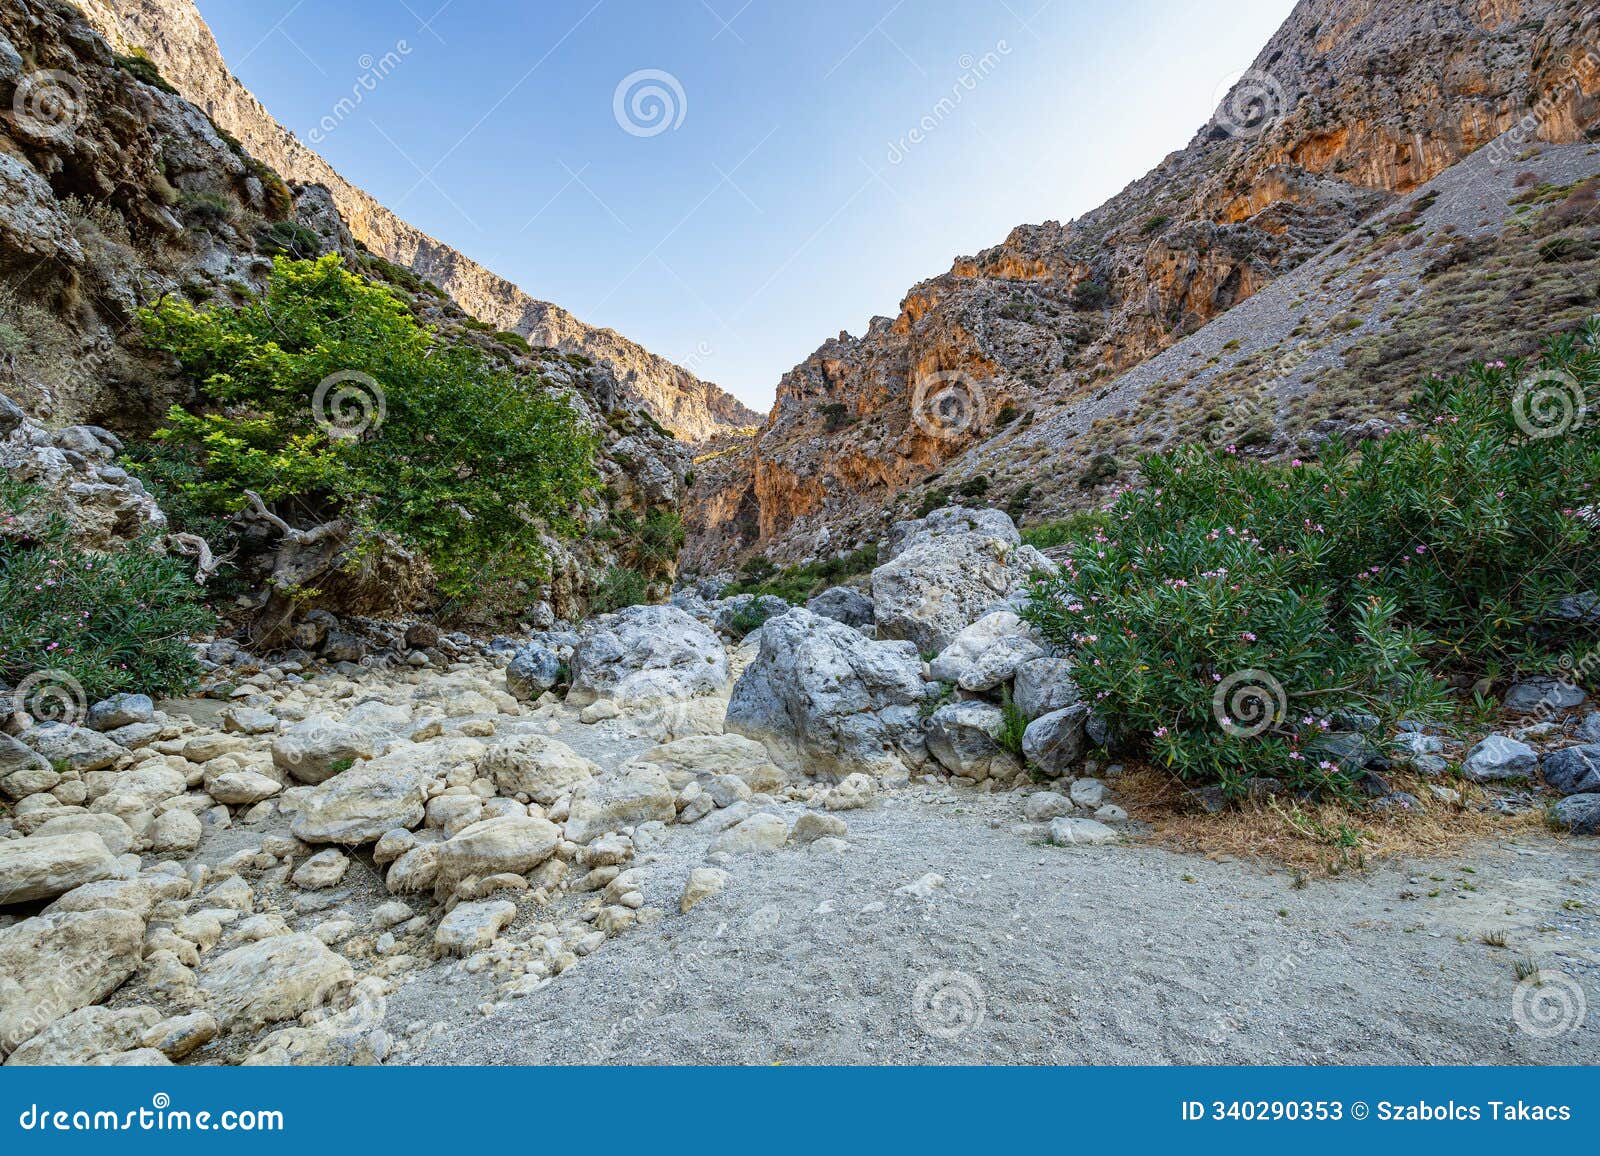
[199,0,1296,411]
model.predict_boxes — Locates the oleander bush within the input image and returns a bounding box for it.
[1025,321,1600,796]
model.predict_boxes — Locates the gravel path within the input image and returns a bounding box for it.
[397,781,1600,1066]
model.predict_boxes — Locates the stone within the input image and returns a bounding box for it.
[1542,745,1600,796]
[1069,778,1107,809]
[29,813,135,857]
[1012,657,1080,723]
[206,770,283,806]
[564,767,676,844]
[222,707,278,735]
[505,643,563,701]
[147,808,202,854]
[199,934,353,1030]
[1022,704,1091,777]
[18,723,124,774]
[1461,735,1539,782]
[483,734,599,804]
[85,694,154,732]
[1023,791,1075,822]
[639,734,788,793]
[924,700,1023,782]
[1048,816,1119,846]
[566,605,729,708]
[1578,713,1600,745]
[385,845,439,894]
[928,611,1041,691]
[1552,793,1600,835]
[790,811,848,844]
[271,717,377,785]
[806,586,875,628]
[680,867,728,913]
[726,608,933,784]
[0,831,116,905]
[871,507,1047,653]
[825,772,878,811]
[1502,676,1586,714]
[0,733,59,800]
[580,700,620,724]
[434,815,561,892]
[435,900,517,955]
[141,1012,218,1061]
[291,849,350,890]
[0,910,144,1057]
[291,749,435,845]
[709,812,790,854]
[5,1005,160,1066]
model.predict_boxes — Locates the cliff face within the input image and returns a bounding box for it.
[77,0,762,442]
[684,0,1600,570]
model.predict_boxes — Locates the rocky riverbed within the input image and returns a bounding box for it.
[1,508,1597,1066]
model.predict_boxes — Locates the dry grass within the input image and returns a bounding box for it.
[1113,763,1545,879]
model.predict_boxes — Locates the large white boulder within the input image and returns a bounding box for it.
[0,831,117,905]
[566,604,728,708]
[726,608,935,784]
[871,507,1056,653]
[0,909,145,1057]
[483,734,599,804]
[924,701,1023,782]
[290,747,440,846]
[199,934,353,1030]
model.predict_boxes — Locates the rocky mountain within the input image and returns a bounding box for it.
[75,0,761,443]
[0,0,689,626]
[685,0,1600,571]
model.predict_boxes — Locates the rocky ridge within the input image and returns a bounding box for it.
[685,0,1600,569]
[75,0,761,443]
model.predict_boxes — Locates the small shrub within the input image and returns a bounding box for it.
[591,566,648,614]
[0,479,213,702]
[254,220,322,260]
[114,49,178,94]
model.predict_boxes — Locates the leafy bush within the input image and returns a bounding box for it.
[1025,324,1600,796]
[722,543,881,605]
[114,49,178,95]
[139,255,598,606]
[591,566,649,614]
[254,220,323,260]
[0,479,213,702]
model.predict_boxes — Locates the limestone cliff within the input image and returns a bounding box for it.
[77,0,761,442]
[685,0,1600,571]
